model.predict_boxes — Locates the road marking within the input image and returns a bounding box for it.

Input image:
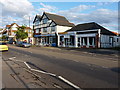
[58,76,80,90]
[8,57,81,90]
[24,62,32,69]
[8,57,24,63]
[25,62,81,90]
[9,57,16,60]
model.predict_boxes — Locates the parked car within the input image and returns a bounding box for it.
[16,41,31,48]
[0,42,8,51]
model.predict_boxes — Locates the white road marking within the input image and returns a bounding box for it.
[24,62,32,69]
[58,76,80,90]
[8,57,81,90]
[9,57,16,60]
[8,57,24,63]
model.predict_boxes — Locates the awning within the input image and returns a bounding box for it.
[34,34,55,37]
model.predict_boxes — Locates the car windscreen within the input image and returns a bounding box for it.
[0,43,7,45]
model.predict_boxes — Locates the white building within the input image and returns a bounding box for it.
[33,12,75,46]
[4,23,34,44]
[58,22,120,48]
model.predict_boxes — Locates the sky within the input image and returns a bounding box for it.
[0,0,119,32]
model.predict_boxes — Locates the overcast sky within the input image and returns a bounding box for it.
[0,0,119,32]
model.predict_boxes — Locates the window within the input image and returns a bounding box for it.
[60,36,64,42]
[117,38,119,42]
[109,37,113,45]
[51,26,55,32]
[36,29,39,33]
[35,21,39,25]
[43,27,47,32]
[89,37,95,45]
[43,18,48,24]
[70,36,75,45]
[81,37,87,45]
[50,37,56,43]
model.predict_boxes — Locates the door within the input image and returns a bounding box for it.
[109,37,113,47]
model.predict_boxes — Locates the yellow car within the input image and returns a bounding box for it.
[0,42,8,51]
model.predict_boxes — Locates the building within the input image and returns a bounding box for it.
[33,12,75,46]
[4,23,34,44]
[23,27,34,44]
[5,23,19,43]
[58,22,120,48]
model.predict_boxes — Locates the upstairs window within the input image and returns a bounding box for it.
[36,29,39,33]
[35,21,40,25]
[43,18,48,24]
[51,26,55,32]
[43,27,47,32]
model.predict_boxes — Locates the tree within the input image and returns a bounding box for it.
[2,35,7,41]
[15,25,28,41]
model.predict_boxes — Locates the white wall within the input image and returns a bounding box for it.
[100,35,120,48]
[11,24,18,30]
[113,36,120,47]
[56,25,72,34]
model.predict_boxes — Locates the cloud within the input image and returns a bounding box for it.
[58,5,96,22]
[0,0,34,17]
[57,7,118,29]
[57,5,118,31]
[37,3,58,14]
[0,0,35,28]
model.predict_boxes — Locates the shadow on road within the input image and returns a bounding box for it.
[110,67,120,73]
[59,47,119,55]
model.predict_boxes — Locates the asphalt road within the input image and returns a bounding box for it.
[2,46,119,89]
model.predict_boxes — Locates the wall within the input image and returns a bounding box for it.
[11,24,18,30]
[100,35,120,48]
[56,25,72,34]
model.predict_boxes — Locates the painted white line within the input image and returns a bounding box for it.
[25,63,81,90]
[24,62,32,69]
[9,57,16,60]
[8,58,81,90]
[31,68,56,77]
[58,76,80,90]
[8,57,24,63]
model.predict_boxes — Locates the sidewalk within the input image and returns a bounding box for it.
[2,59,24,88]
[8,44,119,69]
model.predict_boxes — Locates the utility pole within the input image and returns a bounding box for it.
[28,16,30,43]
[29,16,30,27]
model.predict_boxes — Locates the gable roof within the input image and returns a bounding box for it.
[6,25,11,28]
[44,12,75,27]
[111,31,119,36]
[33,15,42,23]
[66,22,116,36]
[6,23,19,29]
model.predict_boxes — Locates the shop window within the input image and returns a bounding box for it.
[60,36,64,41]
[81,37,87,45]
[89,37,95,45]
[70,36,75,45]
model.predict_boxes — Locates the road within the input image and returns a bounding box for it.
[2,45,119,89]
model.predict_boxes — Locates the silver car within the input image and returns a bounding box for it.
[16,41,31,48]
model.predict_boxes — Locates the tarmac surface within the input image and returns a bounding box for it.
[1,44,119,89]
